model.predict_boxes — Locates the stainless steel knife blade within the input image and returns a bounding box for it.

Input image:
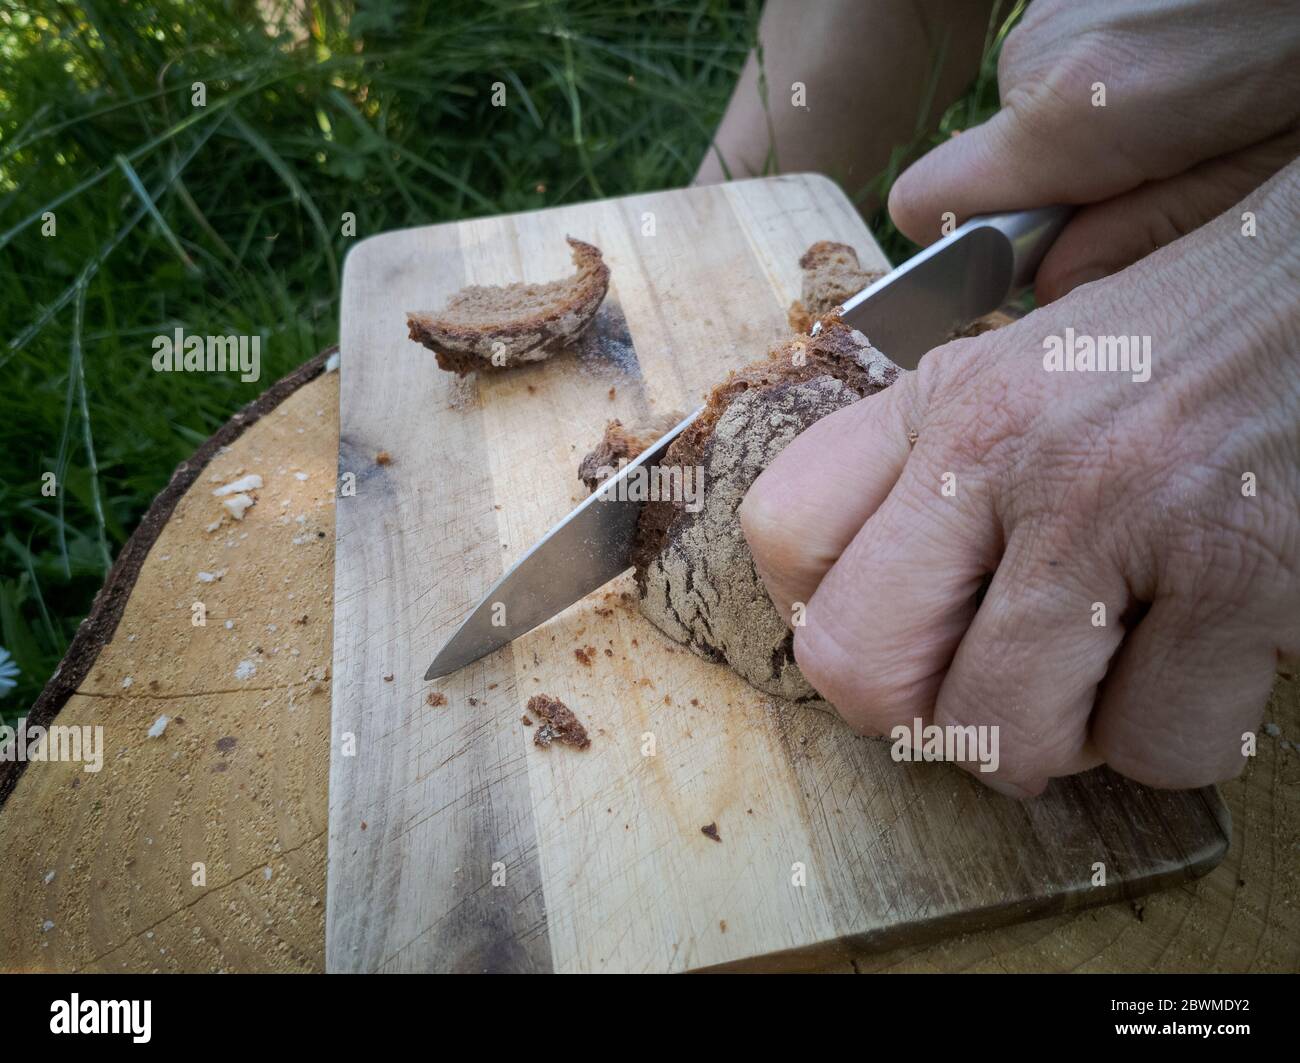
[839,206,1070,370]
[424,206,1070,679]
[424,409,702,679]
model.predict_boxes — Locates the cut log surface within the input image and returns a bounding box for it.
[0,368,339,973]
[0,178,1295,973]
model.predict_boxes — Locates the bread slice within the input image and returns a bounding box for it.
[407,237,610,375]
[787,241,884,333]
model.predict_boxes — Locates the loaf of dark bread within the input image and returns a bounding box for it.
[580,318,900,708]
[577,240,1014,707]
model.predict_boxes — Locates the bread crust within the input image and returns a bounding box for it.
[407,237,610,375]
[577,412,686,492]
[580,318,899,709]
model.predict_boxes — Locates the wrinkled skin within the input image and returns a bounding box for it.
[740,0,1300,797]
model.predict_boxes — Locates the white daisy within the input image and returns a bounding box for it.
[0,646,19,697]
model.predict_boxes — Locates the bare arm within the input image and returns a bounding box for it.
[694,0,998,211]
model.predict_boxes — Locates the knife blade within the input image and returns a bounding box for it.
[424,409,702,679]
[839,206,1070,370]
[424,206,1071,679]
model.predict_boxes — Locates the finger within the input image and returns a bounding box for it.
[793,442,1000,737]
[933,521,1122,798]
[1093,596,1279,789]
[739,370,921,625]
[1035,133,1300,302]
[887,99,1145,246]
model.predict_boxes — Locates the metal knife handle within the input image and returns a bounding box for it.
[959,206,1074,297]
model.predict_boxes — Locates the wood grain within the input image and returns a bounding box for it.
[2,343,1295,974]
[327,175,1232,972]
[0,376,337,972]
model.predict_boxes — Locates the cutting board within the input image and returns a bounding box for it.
[328,174,1229,973]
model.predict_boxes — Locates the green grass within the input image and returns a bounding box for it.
[0,0,1020,723]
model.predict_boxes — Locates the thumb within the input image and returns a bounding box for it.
[886,98,1147,246]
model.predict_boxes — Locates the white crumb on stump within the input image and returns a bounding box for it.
[222,493,255,520]
[213,473,262,521]
[213,474,263,497]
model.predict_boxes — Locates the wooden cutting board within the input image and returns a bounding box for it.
[328,174,1229,973]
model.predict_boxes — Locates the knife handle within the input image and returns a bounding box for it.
[961,206,1074,298]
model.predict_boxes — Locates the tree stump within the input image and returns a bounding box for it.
[1,352,1295,973]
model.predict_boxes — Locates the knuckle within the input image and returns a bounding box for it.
[938,675,1090,779]
[1103,742,1245,791]
[917,337,1034,472]
[794,619,938,735]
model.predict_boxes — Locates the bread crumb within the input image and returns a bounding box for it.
[426,691,448,707]
[701,822,721,843]
[375,450,392,466]
[213,473,263,498]
[222,493,255,520]
[520,714,533,726]
[383,674,394,682]
[528,694,590,750]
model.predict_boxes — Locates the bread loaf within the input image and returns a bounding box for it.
[581,318,900,708]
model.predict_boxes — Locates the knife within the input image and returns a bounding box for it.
[424,206,1071,680]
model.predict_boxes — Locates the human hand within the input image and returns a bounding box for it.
[888,0,1300,303]
[739,161,1300,797]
